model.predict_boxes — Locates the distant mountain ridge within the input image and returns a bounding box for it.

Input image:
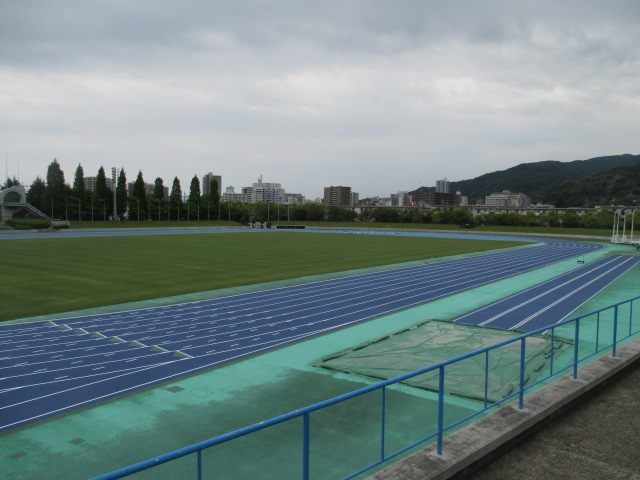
[413,154,640,207]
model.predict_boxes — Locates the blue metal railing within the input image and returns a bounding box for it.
[93,295,640,480]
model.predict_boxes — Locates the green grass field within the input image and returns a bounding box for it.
[1,231,524,322]
[68,220,612,238]
[272,221,612,238]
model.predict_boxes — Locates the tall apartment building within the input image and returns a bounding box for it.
[202,173,222,197]
[436,178,450,194]
[84,177,114,192]
[323,186,352,206]
[242,177,286,203]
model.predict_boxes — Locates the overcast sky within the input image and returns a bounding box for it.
[2,1,639,199]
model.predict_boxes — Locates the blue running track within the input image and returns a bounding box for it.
[0,238,623,432]
[453,255,640,331]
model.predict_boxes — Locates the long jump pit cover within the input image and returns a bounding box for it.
[315,320,572,403]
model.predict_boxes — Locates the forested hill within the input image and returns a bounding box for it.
[413,154,640,206]
[536,162,640,207]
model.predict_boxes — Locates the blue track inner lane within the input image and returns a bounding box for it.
[0,238,621,432]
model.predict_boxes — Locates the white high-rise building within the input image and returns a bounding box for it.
[245,176,287,203]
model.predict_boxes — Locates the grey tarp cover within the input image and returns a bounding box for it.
[316,320,572,403]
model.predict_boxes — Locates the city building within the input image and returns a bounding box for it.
[202,173,222,197]
[127,182,155,197]
[436,178,450,194]
[323,186,353,206]
[485,190,532,207]
[285,193,305,204]
[411,191,461,207]
[391,192,410,207]
[222,187,250,203]
[84,176,114,192]
[242,176,287,203]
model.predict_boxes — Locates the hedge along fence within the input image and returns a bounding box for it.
[6,218,52,230]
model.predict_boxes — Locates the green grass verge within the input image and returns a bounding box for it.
[1,231,524,322]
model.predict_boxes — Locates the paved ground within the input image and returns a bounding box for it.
[467,360,640,480]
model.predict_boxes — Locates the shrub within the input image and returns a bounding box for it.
[6,218,51,230]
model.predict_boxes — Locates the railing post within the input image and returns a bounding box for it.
[437,366,445,455]
[550,328,555,376]
[519,338,526,409]
[484,350,489,409]
[302,413,310,480]
[612,305,619,358]
[380,387,386,461]
[596,312,601,352]
[573,318,580,379]
[197,450,202,480]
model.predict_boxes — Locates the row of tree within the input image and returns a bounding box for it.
[20,159,221,222]
[4,159,620,229]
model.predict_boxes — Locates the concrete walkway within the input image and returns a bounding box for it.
[369,337,640,480]
[468,358,640,480]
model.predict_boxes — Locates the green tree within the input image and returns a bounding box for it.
[128,171,147,221]
[26,176,46,212]
[153,177,165,200]
[2,176,20,189]
[188,175,201,220]
[116,168,127,220]
[70,164,88,220]
[132,171,147,201]
[44,159,68,219]
[222,200,250,223]
[560,210,582,228]
[189,175,201,204]
[72,164,85,196]
[170,177,183,220]
[206,177,220,220]
[372,207,399,223]
[92,167,112,221]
